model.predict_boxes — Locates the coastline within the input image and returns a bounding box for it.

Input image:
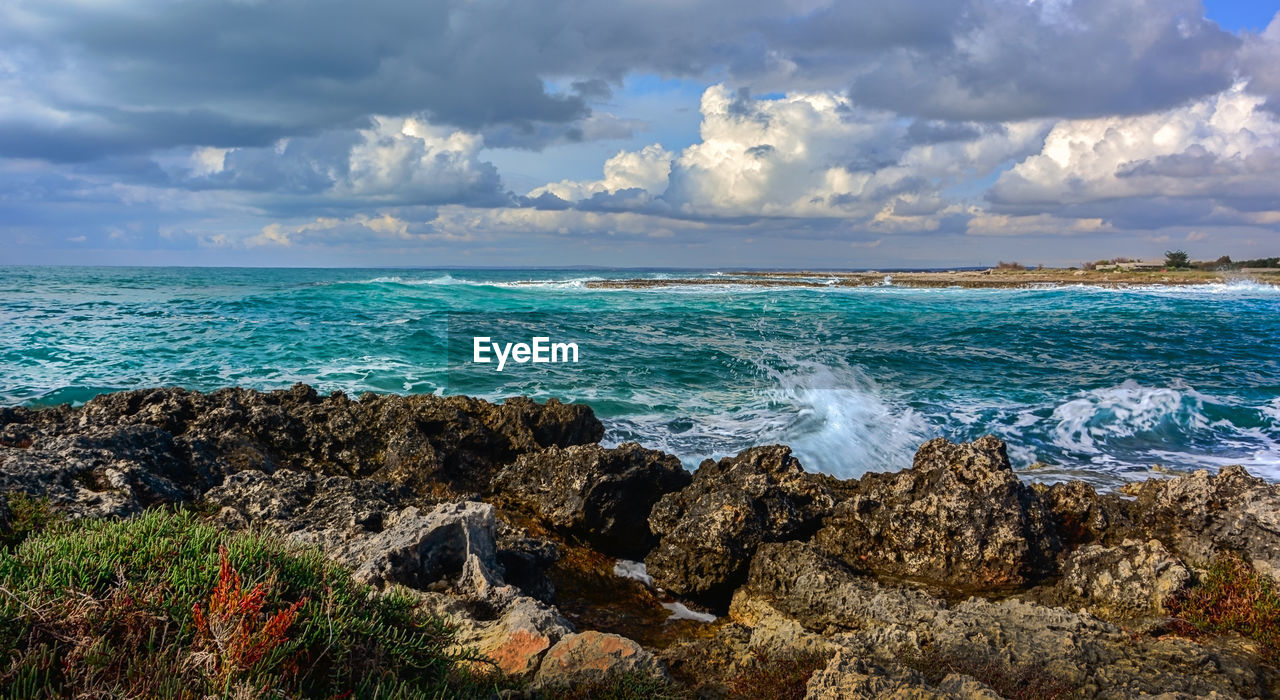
[4,385,1280,698]
[583,267,1280,289]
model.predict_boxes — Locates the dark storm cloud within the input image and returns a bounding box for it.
[905,120,992,145]
[848,0,1241,121]
[2,0,1251,164]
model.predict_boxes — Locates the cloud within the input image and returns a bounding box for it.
[0,0,1247,163]
[989,86,1280,220]
[530,144,673,201]
[847,0,1240,121]
[175,115,510,207]
[533,84,1045,226]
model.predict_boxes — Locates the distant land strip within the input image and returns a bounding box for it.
[580,268,1280,290]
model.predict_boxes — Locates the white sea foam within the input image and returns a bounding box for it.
[662,602,716,623]
[1049,381,1208,455]
[613,560,654,586]
[603,356,935,478]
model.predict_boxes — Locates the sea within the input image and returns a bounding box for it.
[3,266,1278,488]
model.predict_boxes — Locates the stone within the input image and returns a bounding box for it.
[492,443,690,558]
[730,539,1275,699]
[465,597,575,677]
[534,631,667,689]
[0,424,207,518]
[1054,539,1191,626]
[0,385,603,506]
[1127,466,1280,582]
[1035,479,1136,548]
[813,436,1058,591]
[645,445,846,602]
[804,651,1003,700]
[205,469,507,593]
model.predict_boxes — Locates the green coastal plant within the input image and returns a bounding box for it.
[1166,551,1280,663]
[0,509,501,698]
[0,492,62,550]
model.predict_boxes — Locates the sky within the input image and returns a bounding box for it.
[2,0,1279,268]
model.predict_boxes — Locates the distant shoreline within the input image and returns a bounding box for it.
[583,268,1280,289]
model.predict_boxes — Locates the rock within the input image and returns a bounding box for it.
[645,445,846,602]
[205,470,507,594]
[804,651,1003,700]
[534,631,667,689]
[1,385,603,504]
[0,424,208,518]
[464,597,576,677]
[1053,539,1190,627]
[813,436,1058,591]
[729,538,1275,699]
[492,443,690,558]
[1127,466,1280,581]
[1035,479,1136,548]
[730,541,946,636]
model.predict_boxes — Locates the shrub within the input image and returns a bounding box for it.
[896,645,1075,700]
[0,509,498,698]
[725,648,829,700]
[995,261,1027,271]
[1166,552,1280,663]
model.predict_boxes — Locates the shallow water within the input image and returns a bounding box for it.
[2,266,1278,487]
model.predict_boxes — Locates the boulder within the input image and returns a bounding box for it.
[1035,479,1137,548]
[206,470,506,593]
[0,424,207,518]
[813,436,1058,590]
[462,597,575,677]
[534,631,667,689]
[1053,539,1190,627]
[492,443,690,558]
[645,445,847,602]
[1127,466,1280,581]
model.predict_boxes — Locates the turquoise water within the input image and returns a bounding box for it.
[2,266,1279,486]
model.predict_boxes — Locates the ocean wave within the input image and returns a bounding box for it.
[1048,381,1210,455]
[603,357,934,478]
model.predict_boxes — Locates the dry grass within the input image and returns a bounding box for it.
[724,647,830,700]
[1166,552,1280,663]
[896,645,1076,700]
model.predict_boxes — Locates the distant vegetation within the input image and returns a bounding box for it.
[1080,254,1280,272]
[1164,250,1191,269]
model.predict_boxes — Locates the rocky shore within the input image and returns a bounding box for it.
[3,386,1280,698]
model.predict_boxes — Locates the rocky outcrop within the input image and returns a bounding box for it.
[492,443,690,558]
[0,424,207,518]
[6,387,1280,699]
[1050,539,1190,628]
[644,445,847,603]
[813,435,1058,591]
[1127,466,1280,581]
[731,539,1275,699]
[1035,478,1137,548]
[0,385,602,513]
